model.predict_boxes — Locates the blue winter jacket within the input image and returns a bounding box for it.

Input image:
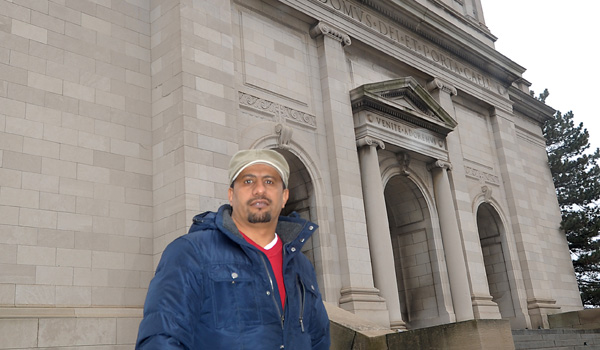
[136,204,330,349]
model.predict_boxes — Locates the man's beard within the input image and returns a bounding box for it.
[247,211,272,223]
[246,196,273,223]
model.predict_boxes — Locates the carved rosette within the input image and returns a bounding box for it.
[309,21,352,46]
[238,92,316,128]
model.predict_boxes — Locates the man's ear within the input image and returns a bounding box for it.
[228,187,234,205]
[282,188,289,208]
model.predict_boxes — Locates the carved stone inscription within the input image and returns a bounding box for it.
[312,0,498,92]
[367,113,446,149]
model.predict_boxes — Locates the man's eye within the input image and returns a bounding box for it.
[265,180,273,185]
[244,179,253,184]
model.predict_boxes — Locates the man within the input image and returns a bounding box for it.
[136,149,330,349]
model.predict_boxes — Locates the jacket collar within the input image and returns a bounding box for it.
[216,204,317,248]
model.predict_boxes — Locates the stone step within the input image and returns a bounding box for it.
[512,329,600,349]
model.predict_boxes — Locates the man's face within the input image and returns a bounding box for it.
[228,163,289,226]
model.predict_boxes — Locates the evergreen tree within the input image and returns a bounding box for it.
[542,98,600,306]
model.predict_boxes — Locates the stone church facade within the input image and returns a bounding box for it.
[0,0,582,347]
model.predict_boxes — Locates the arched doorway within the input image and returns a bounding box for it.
[385,174,446,328]
[476,203,515,321]
[279,150,318,266]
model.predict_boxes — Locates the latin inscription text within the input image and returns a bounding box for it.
[370,114,445,149]
[314,0,498,92]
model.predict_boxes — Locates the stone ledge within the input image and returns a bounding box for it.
[0,306,143,319]
[549,309,600,330]
[325,302,395,350]
[325,303,515,350]
[388,319,515,350]
[326,302,516,350]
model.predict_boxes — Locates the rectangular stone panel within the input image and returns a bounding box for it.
[0,319,38,349]
[455,104,494,170]
[238,9,311,106]
[38,317,117,347]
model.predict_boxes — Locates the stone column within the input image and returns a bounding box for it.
[428,160,474,322]
[357,136,406,330]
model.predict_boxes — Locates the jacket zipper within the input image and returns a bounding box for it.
[297,275,306,333]
[260,254,284,329]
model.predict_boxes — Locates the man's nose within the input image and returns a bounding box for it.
[252,181,266,195]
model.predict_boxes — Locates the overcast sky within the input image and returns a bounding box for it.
[479,0,600,152]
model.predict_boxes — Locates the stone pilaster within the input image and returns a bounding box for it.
[310,21,389,327]
[490,108,558,329]
[151,0,239,261]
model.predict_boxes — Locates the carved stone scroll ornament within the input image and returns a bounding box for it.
[397,152,410,176]
[427,159,453,172]
[238,92,316,128]
[356,136,385,149]
[426,77,457,96]
[481,185,492,203]
[274,123,293,149]
[309,21,352,46]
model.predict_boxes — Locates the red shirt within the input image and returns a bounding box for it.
[241,232,285,309]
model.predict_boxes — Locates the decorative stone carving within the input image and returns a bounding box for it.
[397,152,410,176]
[356,136,385,149]
[481,185,492,203]
[464,166,500,185]
[275,123,293,149]
[350,77,458,137]
[238,92,316,128]
[427,77,457,96]
[309,21,352,46]
[427,159,452,172]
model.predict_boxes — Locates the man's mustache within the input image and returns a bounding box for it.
[247,196,272,205]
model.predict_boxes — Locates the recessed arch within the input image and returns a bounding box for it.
[384,171,452,328]
[476,202,515,321]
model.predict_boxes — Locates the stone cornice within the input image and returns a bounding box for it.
[508,86,555,124]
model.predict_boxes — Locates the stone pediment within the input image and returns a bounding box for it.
[350,77,457,136]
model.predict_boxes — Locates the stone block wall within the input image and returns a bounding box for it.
[0,309,141,349]
[549,309,600,330]
[0,0,152,347]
